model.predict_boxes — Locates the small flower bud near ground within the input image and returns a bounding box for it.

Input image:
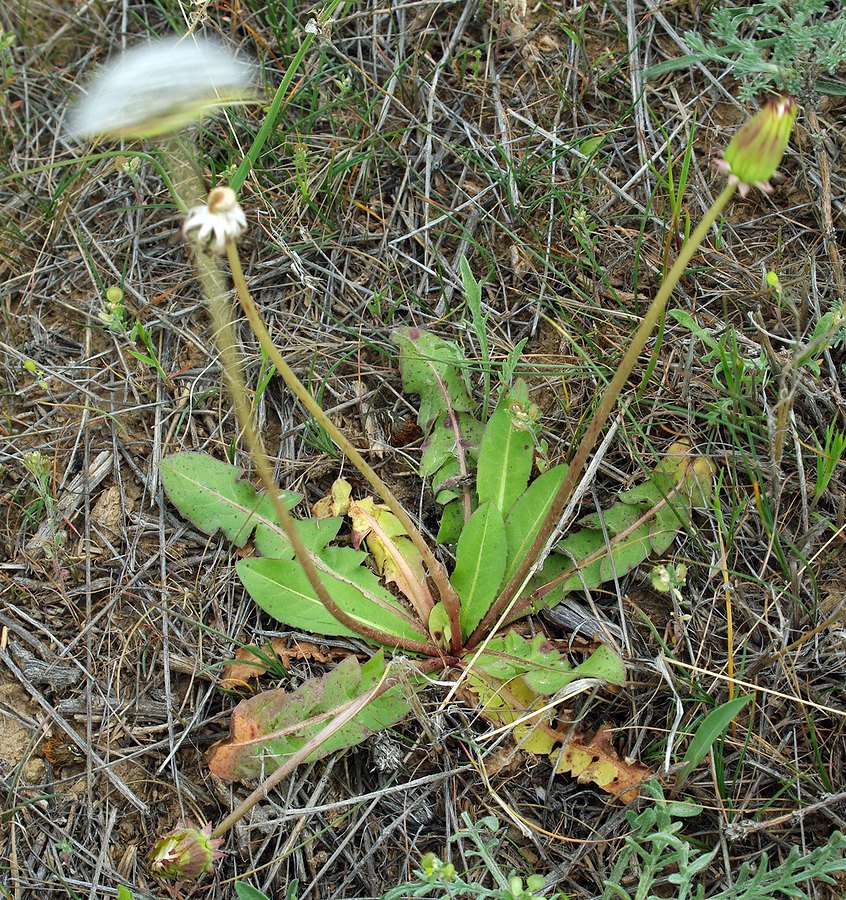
[715,96,797,196]
[148,820,223,881]
[183,186,247,254]
[419,852,456,882]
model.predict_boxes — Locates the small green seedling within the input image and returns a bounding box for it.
[675,694,753,789]
[126,320,171,385]
[99,284,173,385]
[20,450,54,535]
[23,358,49,391]
[384,814,558,900]
[813,421,846,507]
[98,284,128,332]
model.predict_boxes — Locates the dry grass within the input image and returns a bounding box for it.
[2,0,846,898]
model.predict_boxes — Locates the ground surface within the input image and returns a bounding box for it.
[2,1,846,898]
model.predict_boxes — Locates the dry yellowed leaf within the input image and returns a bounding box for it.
[464,669,653,801]
[551,724,652,803]
[312,478,352,519]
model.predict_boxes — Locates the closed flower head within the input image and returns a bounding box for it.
[68,35,253,140]
[716,96,797,197]
[183,186,247,254]
[148,820,222,881]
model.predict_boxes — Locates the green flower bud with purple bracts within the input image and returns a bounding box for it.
[148,820,223,881]
[716,97,797,197]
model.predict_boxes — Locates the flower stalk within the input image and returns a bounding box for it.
[224,243,463,652]
[229,0,348,192]
[194,245,437,655]
[466,182,738,648]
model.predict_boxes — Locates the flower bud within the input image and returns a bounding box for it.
[717,97,797,196]
[526,874,545,892]
[148,821,222,881]
[509,876,526,896]
[419,852,455,881]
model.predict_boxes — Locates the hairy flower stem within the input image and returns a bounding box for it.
[196,250,436,655]
[466,183,737,649]
[160,134,207,211]
[225,244,462,651]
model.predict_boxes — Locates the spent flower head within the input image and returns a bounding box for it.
[68,35,253,140]
[715,96,797,197]
[183,186,247,254]
[148,820,222,881]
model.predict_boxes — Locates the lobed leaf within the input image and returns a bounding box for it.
[348,497,433,620]
[524,529,606,606]
[464,645,649,798]
[524,443,715,611]
[474,632,626,694]
[312,477,352,518]
[421,412,483,488]
[463,670,557,756]
[255,517,342,559]
[161,452,302,552]
[392,328,474,430]
[552,724,652,803]
[161,451,342,559]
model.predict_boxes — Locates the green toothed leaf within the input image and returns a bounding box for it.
[208,652,414,781]
[392,328,474,430]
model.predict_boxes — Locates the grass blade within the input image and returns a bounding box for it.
[676,695,753,786]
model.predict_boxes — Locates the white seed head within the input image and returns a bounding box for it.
[68,35,253,140]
